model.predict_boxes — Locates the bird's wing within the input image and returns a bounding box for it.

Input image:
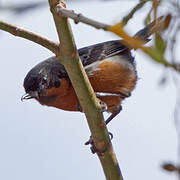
[78,40,130,66]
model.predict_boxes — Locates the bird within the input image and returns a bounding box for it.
[22,18,162,124]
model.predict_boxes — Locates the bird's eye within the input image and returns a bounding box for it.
[54,80,61,88]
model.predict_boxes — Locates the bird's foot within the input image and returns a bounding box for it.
[85,132,113,154]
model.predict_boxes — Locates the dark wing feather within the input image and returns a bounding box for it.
[78,40,129,66]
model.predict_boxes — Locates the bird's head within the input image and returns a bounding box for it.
[21,57,67,103]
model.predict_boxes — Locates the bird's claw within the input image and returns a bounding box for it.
[85,132,113,154]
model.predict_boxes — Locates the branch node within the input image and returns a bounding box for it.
[55,4,68,18]
[73,13,81,24]
[12,27,19,36]
[55,5,109,30]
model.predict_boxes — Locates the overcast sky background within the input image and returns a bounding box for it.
[0,0,179,180]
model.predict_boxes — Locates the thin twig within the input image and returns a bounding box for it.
[55,5,110,30]
[0,20,59,54]
[122,0,150,25]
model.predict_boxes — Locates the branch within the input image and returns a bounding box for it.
[122,0,150,25]
[49,0,123,180]
[56,6,180,72]
[55,5,109,29]
[0,20,59,54]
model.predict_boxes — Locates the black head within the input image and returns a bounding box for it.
[22,56,68,101]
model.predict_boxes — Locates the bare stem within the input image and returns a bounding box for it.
[49,0,123,180]
[55,5,110,30]
[0,20,59,54]
[122,0,150,25]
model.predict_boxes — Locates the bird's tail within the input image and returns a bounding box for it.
[133,16,167,44]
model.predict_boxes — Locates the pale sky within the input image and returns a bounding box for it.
[0,1,178,180]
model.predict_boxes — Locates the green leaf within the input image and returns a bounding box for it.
[155,33,167,55]
[145,46,166,64]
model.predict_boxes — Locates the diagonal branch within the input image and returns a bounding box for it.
[0,20,59,54]
[49,0,123,180]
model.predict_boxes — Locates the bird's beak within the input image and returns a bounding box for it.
[21,91,39,101]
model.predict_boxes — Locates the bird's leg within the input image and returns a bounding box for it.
[105,105,122,125]
[95,91,130,124]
